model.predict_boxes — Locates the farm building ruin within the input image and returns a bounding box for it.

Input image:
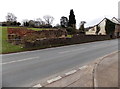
[7,28,67,45]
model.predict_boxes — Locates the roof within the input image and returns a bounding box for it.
[111,17,120,25]
[94,17,120,26]
[98,17,119,25]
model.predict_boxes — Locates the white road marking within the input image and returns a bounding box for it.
[33,84,42,87]
[2,57,39,65]
[91,43,117,48]
[59,48,85,54]
[79,65,88,70]
[47,76,62,84]
[65,70,77,76]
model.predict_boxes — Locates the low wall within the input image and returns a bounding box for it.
[24,35,111,48]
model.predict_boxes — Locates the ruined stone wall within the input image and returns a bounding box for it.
[7,28,67,45]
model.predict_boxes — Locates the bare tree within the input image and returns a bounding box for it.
[40,21,46,25]
[6,13,17,22]
[36,18,42,22]
[28,20,35,27]
[43,15,54,25]
[36,18,43,25]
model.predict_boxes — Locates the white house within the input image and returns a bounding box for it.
[86,17,120,37]
[86,18,107,35]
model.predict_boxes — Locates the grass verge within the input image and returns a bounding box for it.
[1,26,49,54]
[1,27,24,54]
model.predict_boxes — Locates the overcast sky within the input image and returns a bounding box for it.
[0,0,119,28]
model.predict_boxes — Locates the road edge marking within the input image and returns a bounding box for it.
[47,76,62,84]
[31,51,119,87]
[2,57,39,65]
[65,70,77,76]
[79,65,88,70]
[33,84,42,87]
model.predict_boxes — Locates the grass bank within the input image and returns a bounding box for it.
[1,27,24,54]
[1,26,63,54]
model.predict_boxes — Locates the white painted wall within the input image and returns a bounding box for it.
[98,19,106,35]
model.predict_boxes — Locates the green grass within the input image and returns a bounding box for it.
[28,28,49,31]
[4,26,49,31]
[67,35,73,38]
[1,27,24,54]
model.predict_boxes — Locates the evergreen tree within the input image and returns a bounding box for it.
[68,9,76,28]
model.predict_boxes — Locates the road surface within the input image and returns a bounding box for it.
[2,39,118,87]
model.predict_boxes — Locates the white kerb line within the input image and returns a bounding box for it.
[47,76,62,84]
[65,70,77,76]
[79,65,88,70]
[33,84,42,87]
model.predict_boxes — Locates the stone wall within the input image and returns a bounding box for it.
[24,35,111,48]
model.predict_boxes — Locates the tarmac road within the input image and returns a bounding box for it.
[2,39,118,87]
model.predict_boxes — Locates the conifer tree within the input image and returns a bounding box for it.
[68,9,76,28]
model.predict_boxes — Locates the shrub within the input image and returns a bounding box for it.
[66,27,76,35]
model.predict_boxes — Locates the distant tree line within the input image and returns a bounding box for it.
[2,13,21,26]
[2,10,77,29]
[1,13,54,28]
[23,15,54,28]
[1,10,86,35]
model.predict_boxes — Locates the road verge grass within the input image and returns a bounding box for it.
[1,27,24,54]
[1,27,50,54]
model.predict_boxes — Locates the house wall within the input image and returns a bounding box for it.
[86,26,97,35]
[98,19,106,35]
[115,24,120,32]
[115,24,120,37]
